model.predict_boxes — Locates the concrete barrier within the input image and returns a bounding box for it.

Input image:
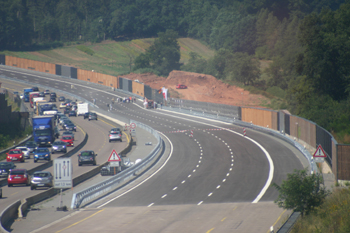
[0,200,21,233]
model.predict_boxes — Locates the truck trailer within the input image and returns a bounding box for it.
[32,115,55,146]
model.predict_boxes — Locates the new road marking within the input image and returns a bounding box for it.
[95,132,173,208]
[55,209,105,233]
[0,66,273,204]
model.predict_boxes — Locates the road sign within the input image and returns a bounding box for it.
[54,158,72,188]
[313,145,326,158]
[130,123,136,129]
[108,149,121,162]
[109,161,120,167]
[314,157,324,163]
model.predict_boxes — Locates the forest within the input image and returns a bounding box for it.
[1,0,350,141]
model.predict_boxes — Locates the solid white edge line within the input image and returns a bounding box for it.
[1,66,274,204]
[95,132,173,208]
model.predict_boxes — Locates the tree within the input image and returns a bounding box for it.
[227,52,261,85]
[273,169,329,216]
[134,29,180,76]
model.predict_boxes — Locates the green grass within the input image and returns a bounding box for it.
[1,38,214,76]
[291,187,350,233]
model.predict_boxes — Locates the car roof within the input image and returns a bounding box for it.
[16,146,27,149]
[33,171,51,174]
[9,149,21,151]
[10,169,27,172]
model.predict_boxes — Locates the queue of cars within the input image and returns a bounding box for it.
[2,90,107,194]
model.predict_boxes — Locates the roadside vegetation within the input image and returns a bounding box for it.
[0,93,32,155]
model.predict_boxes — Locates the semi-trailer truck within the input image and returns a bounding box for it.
[32,115,55,146]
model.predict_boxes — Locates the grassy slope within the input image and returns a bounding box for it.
[2,38,214,76]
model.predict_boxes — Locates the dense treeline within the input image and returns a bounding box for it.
[1,0,350,140]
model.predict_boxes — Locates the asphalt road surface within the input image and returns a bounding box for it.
[0,66,309,233]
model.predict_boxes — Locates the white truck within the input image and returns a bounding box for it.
[77,103,89,116]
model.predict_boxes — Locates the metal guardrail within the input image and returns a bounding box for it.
[70,120,162,209]
[162,106,318,174]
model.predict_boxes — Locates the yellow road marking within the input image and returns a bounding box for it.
[55,209,105,233]
[206,206,237,233]
[10,192,18,196]
[266,209,287,233]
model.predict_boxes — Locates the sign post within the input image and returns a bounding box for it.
[313,145,326,163]
[108,149,122,174]
[54,158,72,211]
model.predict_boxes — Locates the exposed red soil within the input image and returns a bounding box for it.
[121,70,270,107]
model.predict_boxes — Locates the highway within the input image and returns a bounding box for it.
[0,66,308,232]
[0,78,128,214]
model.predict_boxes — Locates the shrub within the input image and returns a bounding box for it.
[76,45,95,56]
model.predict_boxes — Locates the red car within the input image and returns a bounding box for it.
[176,84,187,89]
[8,169,30,187]
[61,136,74,147]
[6,149,25,162]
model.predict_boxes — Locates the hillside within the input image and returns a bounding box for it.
[2,38,214,76]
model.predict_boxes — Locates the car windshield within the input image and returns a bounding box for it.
[9,150,21,154]
[80,151,93,157]
[36,148,49,153]
[62,136,72,140]
[26,142,36,147]
[10,170,25,175]
[63,131,73,135]
[33,172,50,178]
[53,141,65,145]
[0,163,14,169]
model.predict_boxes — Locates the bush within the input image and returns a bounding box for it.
[266,86,286,99]
[76,45,95,56]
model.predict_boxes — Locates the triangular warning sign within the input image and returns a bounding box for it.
[108,149,121,162]
[313,145,326,158]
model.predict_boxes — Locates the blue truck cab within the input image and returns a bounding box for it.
[23,88,33,102]
[32,115,55,146]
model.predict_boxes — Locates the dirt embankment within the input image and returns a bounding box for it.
[121,70,269,107]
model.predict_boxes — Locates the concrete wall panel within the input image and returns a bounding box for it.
[132,81,144,97]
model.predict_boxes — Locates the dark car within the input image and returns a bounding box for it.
[32,87,39,91]
[64,122,77,132]
[58,96,65,102]
[49,97,56,102]
[25,141,37,153]
[30,171,53,190]
[68,110,77,117]
[84,112,90,119]
[8,169,30,187]
[64,107,71,115]
[38,92,45,97]
[88,112,98,121]
[50,92,57,98]
[44,90,50,95]
[51,141,67,154]
[0,162,16,178]
[78,150,97,166]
